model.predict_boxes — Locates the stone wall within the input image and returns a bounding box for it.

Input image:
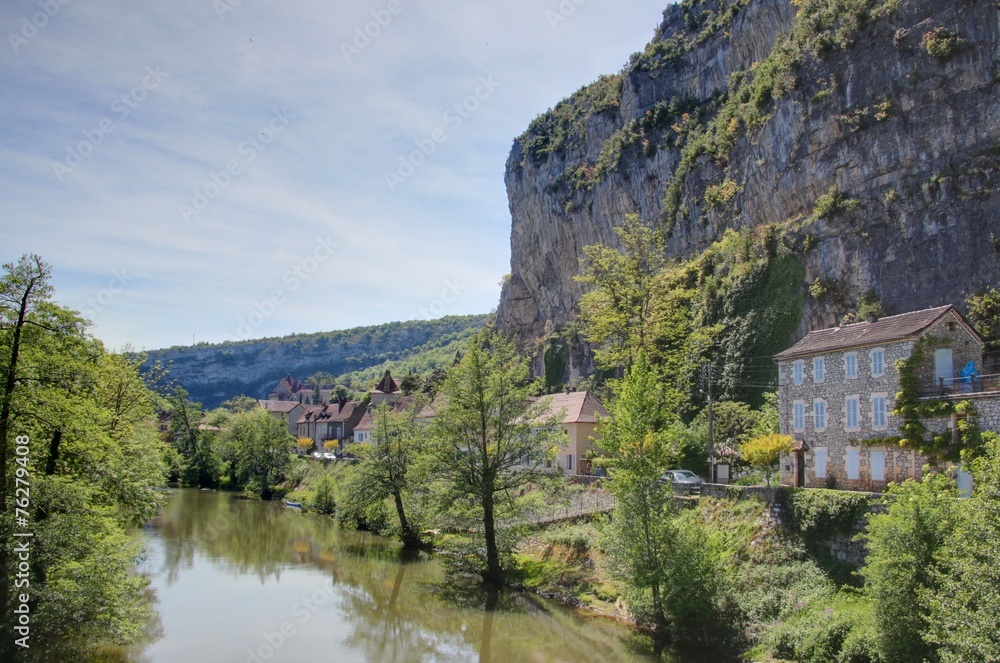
[701,484,882,569]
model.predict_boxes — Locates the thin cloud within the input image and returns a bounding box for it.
[0,0,665,349]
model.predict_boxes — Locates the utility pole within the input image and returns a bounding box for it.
[706,364,715,484]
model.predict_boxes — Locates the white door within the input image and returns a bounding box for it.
[935,349,954,385]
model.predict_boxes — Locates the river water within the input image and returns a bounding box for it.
[119,488,719,663]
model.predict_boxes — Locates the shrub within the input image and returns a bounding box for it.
[311,476,336,514]
[812,187,860,221]
[704,179,741,209]
[921,27,964,60]
[741,433,794,485]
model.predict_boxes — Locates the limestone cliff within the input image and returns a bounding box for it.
[498,0,999,378]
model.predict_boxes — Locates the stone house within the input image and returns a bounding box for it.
[528,391,609,476]
[268,373,336,405]
[296,399,367,452]
[774,305,992,491]
[257,399,304,436]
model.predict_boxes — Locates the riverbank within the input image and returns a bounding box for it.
[276,455,896,662]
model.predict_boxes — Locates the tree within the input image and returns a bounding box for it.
[399,372,421,396]
[311,475,336,515]
[740,433,794,485]
[296,437,315,453]
[925,432,1000,661]
[220,408,293,499]
[576,215,669,370]
[166,387,219,487]
[967,287,1000,370]
[861,473,956,663]
[598,354,688,630]
[430,327,561,580]
[220,395,258,413]
[341,399,427,548]
[0,255,166,657]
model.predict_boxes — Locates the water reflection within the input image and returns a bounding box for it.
[129,489,718,662]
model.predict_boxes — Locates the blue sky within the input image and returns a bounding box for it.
[0,0,666,350]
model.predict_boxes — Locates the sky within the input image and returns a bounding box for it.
[0,0,666,351]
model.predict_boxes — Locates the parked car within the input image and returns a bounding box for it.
[322,452,337,460]
[660,469,704,495]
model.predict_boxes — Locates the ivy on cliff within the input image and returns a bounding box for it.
[577,219,804,412]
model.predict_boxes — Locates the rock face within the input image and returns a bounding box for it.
[498,0,1000,373]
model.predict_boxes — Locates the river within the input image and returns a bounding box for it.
[113,488,721,662]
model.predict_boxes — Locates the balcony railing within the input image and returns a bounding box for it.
[917,373,1000,399]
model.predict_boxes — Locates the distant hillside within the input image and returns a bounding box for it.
[145,314,490,408]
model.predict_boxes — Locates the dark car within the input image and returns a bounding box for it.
[660,469,704,495]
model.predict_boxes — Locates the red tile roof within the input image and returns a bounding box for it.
[773,305,980,360]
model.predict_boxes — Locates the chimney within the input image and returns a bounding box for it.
[339,396,347,409]
[866,313,878,323]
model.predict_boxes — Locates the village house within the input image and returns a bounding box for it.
[257,399,304,436]
[296,398,367,452]
[528,390,609,476]
[353,393,439,443]
[774,305,1000,491]
[352,370,609,477]
[268,373,337,405]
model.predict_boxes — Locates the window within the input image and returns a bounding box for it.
[873,396,887,428]
[813,399,827,431]
[870,450,885,481]
[793,401,805,431]
[844,352,858,379]
[813,357,826,383]
[847,447,860,480]
[793,360,804,385]
[845,396,860,430]
[566,454,574,471]
[814,448,828,479]
[870,349,885,377]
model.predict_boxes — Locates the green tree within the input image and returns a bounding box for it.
[311,475,336,515]
[740,433,793,486]
[399,372,421,396]
[430,327,561,580]
[861,473,956,663]
[967,287,1000,368]
[0,255,166,657]
[341,399,427,548]
[220,395,258,413]
[576,215,669,371]
[599,354,717,632]
[221,408,293,499]
[166,387,219,487]
[925,432,1000,661]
